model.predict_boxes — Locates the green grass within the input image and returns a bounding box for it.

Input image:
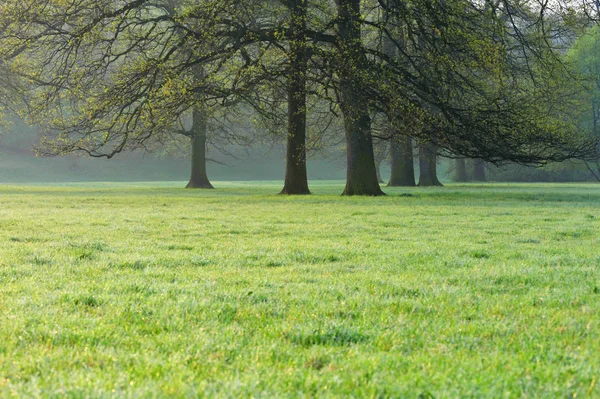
[1,181,599,398]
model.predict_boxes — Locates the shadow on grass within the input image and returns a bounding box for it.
[286,327,368,347]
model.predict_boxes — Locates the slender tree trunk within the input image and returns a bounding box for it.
[592,98,598,137]
[455,158,468,182]
[186,108,214,189]
[337,0,384,196]
[376,160,384,184]
[472,159,487,182]
[383,7,414,187]
[418,142,443,186]
[388,135,416,186]
[281,0,310,195]
[374,141,386,184]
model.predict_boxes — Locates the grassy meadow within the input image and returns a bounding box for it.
[0,181,599,398]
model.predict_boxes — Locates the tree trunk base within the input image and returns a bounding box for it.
[418,180,444,187]
[279,186,311,195]
[342,184,386,196]
[388,180,416,187]
[418,143,442,187]
[455,158,469,182]
[388,136,416,187]
[186,180,214,189]
[472,159,487,181]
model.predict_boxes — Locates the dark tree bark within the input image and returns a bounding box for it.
[337,0,385,196]
[340,109,384,195]
[382,7,414,188]
[418,142,443,186]
[472,159,487,182]
[186,108,214,189]
[388,135,416,186]
[280,0,310,195]
[455,158,468,182]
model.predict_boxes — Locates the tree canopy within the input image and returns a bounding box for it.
[0,0,597,194]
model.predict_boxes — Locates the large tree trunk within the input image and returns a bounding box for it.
[418,142,443,187]
[455,158,468,182]
[341,109,384,195]
[186,108,214,189]
[388,135,416,186]
[280,0,310,195]
[337,0,385,196]
[472,159,487,182]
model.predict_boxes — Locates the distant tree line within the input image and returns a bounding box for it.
[0,0,599,194]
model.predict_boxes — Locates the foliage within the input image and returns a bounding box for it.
[0,0,273,157]
[567,25,600,136]
[559,24,600,180]
[0,0,597,166]
[361,0,597,164]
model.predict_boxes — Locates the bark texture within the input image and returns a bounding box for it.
[337,0,384,196]
[280,0,310,195]
[455,158,468,182]
[383,11,414,187]
[388,135,416,187]
[418,142,443,186]
[186,108,214,189]
[472,159,487,182]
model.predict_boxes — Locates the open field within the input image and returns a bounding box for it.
[0,182,599,398]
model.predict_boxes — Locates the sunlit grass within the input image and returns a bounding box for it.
[1,182,599,397]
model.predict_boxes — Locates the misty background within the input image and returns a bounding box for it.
[2,122,594,184]
[0,122,352,183]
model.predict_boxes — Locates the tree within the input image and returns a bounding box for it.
[418,142,442,187]
[1,0,277,188]
[334,0,385,196]
[329,0,595,192]
[281,0,311,194]
[373,139,388,184]
[472,159,487,182]
[381,8,416,188]
[1,0,597,196]
[388,135,416,187]
[567,25,600,180]
[0,0,327,194]
[455,158,468,182]
[373,1,596,165]
[185,107,213,188]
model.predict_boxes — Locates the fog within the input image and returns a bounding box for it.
[0,125,347,184]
